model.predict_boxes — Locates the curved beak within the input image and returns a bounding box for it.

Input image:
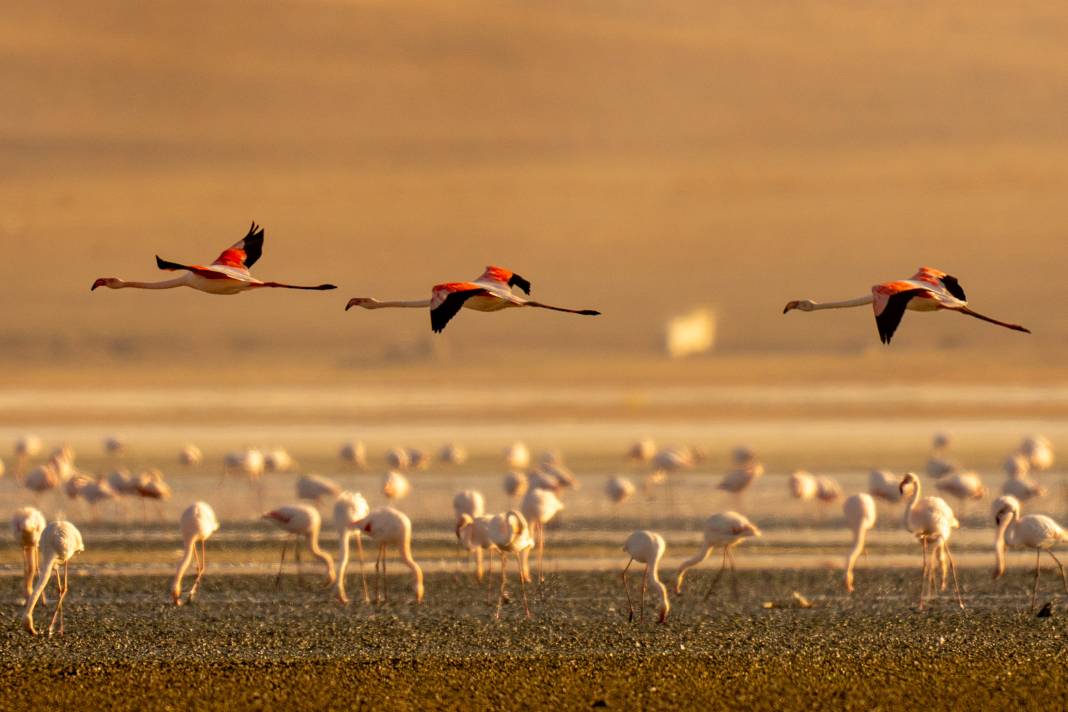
[90,278,106,291]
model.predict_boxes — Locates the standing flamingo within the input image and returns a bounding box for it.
[453,490,487,577]
[1019,435,1054,472]
[382,470,411,502]
[784,267,1030,343]
[91,222,337,294]
[22,520,84,636]
[345,265,600,333]
[355,507,424,604]
[503,471,528,506]
[262,505,336,588]
[12,507,46,601]
[627,438,657,464]
[789,470,818,502]
[178,444,203,467]
[486,510,534,619]
[868,469,903,503]
[1002,455,1047,502]
[843,493,877,593]
[339,441,367,469]
[606,476,636,505]
[899,472,963,609]
[674,512,761,599]
[439,443,469,465]
[992,496,1066,611]
[333,492,370,605]
[521,487,564,583]
[13,435,42,480]
[503,442,531,470]
[456,513,498,584]
[621,530,670,623]
[297,474,342,504]
[171,502,220,606]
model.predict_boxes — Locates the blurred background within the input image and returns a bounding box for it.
[2,2,1066,390]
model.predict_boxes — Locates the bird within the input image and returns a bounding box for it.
[385,447,411,471]
[345,265,601,333]
[226,448,265,482]
[456,513,497,584]
[453,490,487,577]
[13,434,43,477]
[503,471,528,505]
[1019,435,1054,472]
[382,471,411,502]
[178,444,203,467]
[12,507,47,601]
[90,222,337,294]
[926,454,960,479]
[333,492,370,605]
[626,438,657,464]
[296,474,342,504]
[103,436,125,457]
[485,510,534,619]
[531,462,578,491]
[262,505,336,587]
[717,461,764,499]
[730,446,758,467]
[439,443,468,465]
[503,442,531,471]
[521,487,564,583]
[900,472,963,609]
[789,470,818,502]
[992,495,1066,611]
[78,477,120,520]
[23,520,84,636]
[868,469,903,503]
[354,507,424,604]
[621,530,669,623]
[935,471,986,510]
[783,267,1031,344]
[815,476,843,504]
[24,459,63,499]
[406,448,431,471]
[171,502,219,606]
[674,512,761,598]
[605,476,636,505]
[1002,455,1047,502]
[843,494,877,593]
[338,441,367,469]
[264,448,295,473]
[135,468,172,519]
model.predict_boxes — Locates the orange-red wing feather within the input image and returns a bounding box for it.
[212,222,265,270]
[477,266,531,294]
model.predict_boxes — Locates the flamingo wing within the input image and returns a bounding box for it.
[212,222,265,270]
[873,287,927,344]
[477,266,532,295]
[431,288,487,333]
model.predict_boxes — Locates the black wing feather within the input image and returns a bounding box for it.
[508,273,532,295]
[431,289,484,333]
[875,288,927,344]
[156,256,192,271]
[940,274,966,301]
[242,222,265,269]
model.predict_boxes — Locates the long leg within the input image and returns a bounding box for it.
[1047,550,1068,595]
[1031,547,1042,612]
[48,563,62,635]
[622,558,634,621]
[382,547,388,603]
[374,546,384,604]
[295,537,303,585]
[275,539,289,589]
[536,522,545,584]
[943,541,964,609]
[355,533,370,604]
[36,548,46,606]
[190,539,207,601]
[726,547,739,600]
[640,566,648,622]
[919,538,929,610]
[703,548,729,602]
[474,548,484,583]
[516,551,530,619]
[496,552,508,620]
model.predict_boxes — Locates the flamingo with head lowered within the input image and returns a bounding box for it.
[784,267,1030,344]
[91,222,337,295]
[345,265,601,333]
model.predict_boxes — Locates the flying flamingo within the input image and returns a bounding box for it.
[91,222,337,294]
[23,520,84,636]
[992,496,1066,611]
[621,530,670,623]
[521,487,564,583]
[674,512,761,599]
[262,505,336,588]
[344,265,600,333]
[783,267,1030,344]
[171,502,220,606]
[333,491,371,605]
[12,507,47,601]
[899,472,963,609]
[355,507,424,604]
[486,510,534,619]
[843,493,877,593]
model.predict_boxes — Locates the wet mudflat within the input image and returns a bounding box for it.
[2,569,1065,710]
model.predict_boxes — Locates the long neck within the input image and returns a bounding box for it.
[23,553,57,625]
[172,538,196,600]
[810,295,874,310]
[647,559,670,621]
[903,481,921,533]
[117,277,189,290]
[674,544,714,594]
[845,526,867,580]
[370,299,431,309]
[994,515,1013,577]
[398,530,424,602]
[337,530,351,580]
[307,527,336,582]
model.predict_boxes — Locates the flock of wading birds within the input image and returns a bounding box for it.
[7,431,1066,636]
[7,223,1054,635]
